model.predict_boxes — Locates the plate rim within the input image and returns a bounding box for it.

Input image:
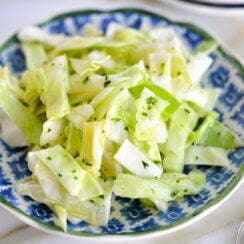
[176,0,244,8]
[0,7,243,240]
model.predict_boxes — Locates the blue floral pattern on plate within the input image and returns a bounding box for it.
[0,9,243,236]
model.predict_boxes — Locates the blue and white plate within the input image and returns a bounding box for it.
[0,8,243,240]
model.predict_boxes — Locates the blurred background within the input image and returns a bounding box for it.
[0,0,243,243]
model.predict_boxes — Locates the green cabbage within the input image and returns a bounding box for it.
[0,23,238,231]
[114,139,163,178]
[22,42,48,69]
[42,55,70,119]
[113,173,172,201]
[185,145,230,167]
[30,145,103,197]
[163,107,191,173]
[0,82,42,144]
[199,120,242,149]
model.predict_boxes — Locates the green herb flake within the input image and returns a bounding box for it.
[47,156,52,160]
[73,152,79,158]
[83,76,89,84]
[160,63,166,74]
[153,160,161,164]
[177,71,182,76]
[142,112,148,117]
[85,162,92,166]
[142,160,149,169]
[73,102,81,106]
[184,108,190,113]
[193,117,205,131]
[104,80,111,87]
[58,173,62,177]
[111,117,121,122]
[171,191,177,197]
[146,96,156,106]
[20,100,29,107]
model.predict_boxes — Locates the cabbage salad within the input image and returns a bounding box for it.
[0,23,241,231]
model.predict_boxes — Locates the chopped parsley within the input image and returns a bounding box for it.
[73,152,79,158]
[184,108,190,113]
[20,99,29,107]
[153,160,161,164]
[142,112,148,117]
[104,80,111,87]
[161,63,166,69]
[146,96,156,106]
[47,156,52,160]
[177,71,182,76]
[85,162,92,166]
[193,117,205,131]
[58,173,62,177]
[111,117,121,122]
[73,102,81,106]
[146,96,157,110]
[83,76,89,84]
[160,63,166,75]
[142,160,149,169]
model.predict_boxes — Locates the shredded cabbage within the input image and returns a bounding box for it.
[184,145,231,167]
[114,139,163,178]
[0,23,239,231]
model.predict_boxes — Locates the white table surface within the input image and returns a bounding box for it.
[0,0,243,243]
